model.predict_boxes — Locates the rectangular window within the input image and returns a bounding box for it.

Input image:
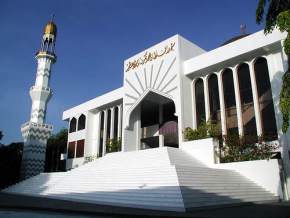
[76,139,85,158]
[68,141,75,159]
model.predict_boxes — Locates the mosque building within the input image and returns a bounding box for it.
[5,20,290,211]
[63,28,289,172]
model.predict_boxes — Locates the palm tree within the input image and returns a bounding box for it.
[256,0,290,133]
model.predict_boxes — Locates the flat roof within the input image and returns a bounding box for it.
[62,87,123,120]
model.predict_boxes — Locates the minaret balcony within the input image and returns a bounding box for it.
[21,121,53,130]
[35,51,57,62]
[21,121,53,141]
[29,85,52,101]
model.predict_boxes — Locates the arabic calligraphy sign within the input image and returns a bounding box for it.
[125,42,175,72]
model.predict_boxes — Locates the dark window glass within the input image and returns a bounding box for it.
[141,101,159,127]
[222,69,238,135]
[208,74,220,124]
[68,141,75,158]
[69,118,77,133]
[163,101,177,123]
[237,63,257,138]
[114,107,118,139]
[195,78,206,127]
[77,114,86,131]
[99,111,104,157]
[254,58,277,140]
[107,110,111,140]
[76,140,85,158]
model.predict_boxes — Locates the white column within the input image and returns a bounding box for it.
[110,107,115,140]
[192,80,197,129]
[232,66,244,136]
[117,105,122,139]
[217,71,227,135]
[159,135,164,147]
[102,109,108,156]
[249,60,263,136]
[266,52,290,199]
[203,76,210,122]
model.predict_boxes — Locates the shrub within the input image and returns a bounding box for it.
[184,120,221,141]
[220,133,278,163]
[106,138,121,153]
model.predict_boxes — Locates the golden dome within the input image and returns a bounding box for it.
[44,21,57,36]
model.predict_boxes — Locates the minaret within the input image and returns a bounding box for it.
[20,19,57,179]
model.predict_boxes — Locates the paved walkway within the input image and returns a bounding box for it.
[0,209,99,218]
[0,193,289,218]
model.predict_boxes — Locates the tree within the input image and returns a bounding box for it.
[0,142,23,189]
[0,131,3,141]
[45,128,68,172]
[256,0,290,133]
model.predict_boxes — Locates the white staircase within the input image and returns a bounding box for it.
[3,147,279,212]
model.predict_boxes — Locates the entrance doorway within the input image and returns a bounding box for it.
[139,92,178,149]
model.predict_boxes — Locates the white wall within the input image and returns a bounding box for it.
[66,157,85,170]
[123,105,140,151]
[85,111,99,157]
[181,138,283,198]
[180,138,219,166]
[214,159,283,198]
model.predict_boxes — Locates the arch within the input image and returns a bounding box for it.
[77,114,86,131]
[237,63,257,139]
[194,78,205,127]
[208,74,220,124]
[69,117,77,133]
[254,57,277,140]
[222,68,238,135]
[124,89,174,129]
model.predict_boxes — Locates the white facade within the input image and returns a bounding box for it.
[63,29,290,197]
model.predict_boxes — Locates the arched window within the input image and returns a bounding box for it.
[222,69,238,135]
[254,57,277,140]
[77,114,86,131]
[99,111,104,156]
[208,74,220,124]
[195,78,206,127]
[237,63,257,138]
[69,117,77,133]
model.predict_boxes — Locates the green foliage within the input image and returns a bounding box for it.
[280,71,290,133]
[256,1,290,132]
[277,11,290,53]
[106,137,121,153]
[0,142,23,189]
[184,122,277,163]
[220,134,278,163]
[184,121,221,141]
[47,128,68,148]
[45,128,68,172]
[256,0,290,34]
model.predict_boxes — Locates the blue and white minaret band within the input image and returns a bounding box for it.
[20,20,57,179]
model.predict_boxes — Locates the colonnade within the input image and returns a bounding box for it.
[99,104,122,156]
[192,56,277,139]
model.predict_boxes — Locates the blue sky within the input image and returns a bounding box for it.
[0,0,263,144]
